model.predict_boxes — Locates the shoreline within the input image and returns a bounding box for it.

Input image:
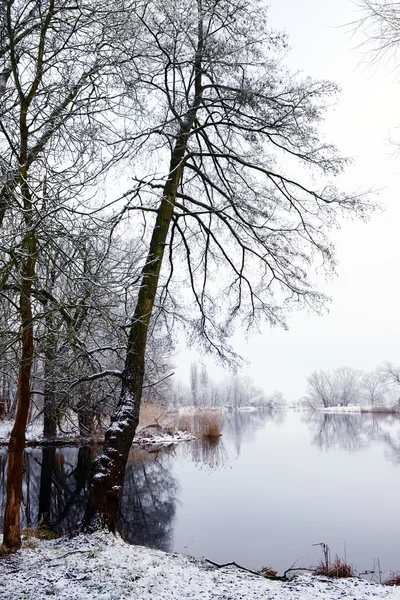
[1,532,400,600]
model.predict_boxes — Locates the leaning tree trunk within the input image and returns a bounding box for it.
[82,169,183,531]
[82,10,204,531]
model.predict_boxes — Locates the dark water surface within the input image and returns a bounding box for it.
[2,409,400,578]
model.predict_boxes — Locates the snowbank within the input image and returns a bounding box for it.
[1,532,400,600]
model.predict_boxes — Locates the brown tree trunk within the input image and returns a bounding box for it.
[3,279,35,547]
[2,97,37,548]
[82,180,179,531]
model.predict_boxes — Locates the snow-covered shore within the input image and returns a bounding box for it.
[311,405,399,414]
[1,532,400,600]
[0,420,195,447]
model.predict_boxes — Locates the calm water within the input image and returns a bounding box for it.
[2,409,400,578]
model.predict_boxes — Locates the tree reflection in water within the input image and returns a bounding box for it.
[224,409,286,456]
[0,444,179,552]
[304,411,400,453]
[118,447,178,551]
[184,437,229,471]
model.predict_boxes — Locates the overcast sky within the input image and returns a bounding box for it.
[176,0,400,403]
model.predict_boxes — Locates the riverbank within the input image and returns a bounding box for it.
[1,532,400,600]
[0,416,195,447]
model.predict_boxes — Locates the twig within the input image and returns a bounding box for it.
[142,372,175,389]
[205,558,286,580]
[283,566,314,578]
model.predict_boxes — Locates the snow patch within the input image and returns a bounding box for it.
[1,532,400,600]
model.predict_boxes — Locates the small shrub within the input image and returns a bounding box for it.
[384,574,400,586]
[195,410,224,439]
[260,566,278,578]
[22,524,56,542]
[314,555,354,578]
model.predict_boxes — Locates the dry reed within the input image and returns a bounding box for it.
[384,574,400,586]
[314,555,354,578]
[194,410,224,439]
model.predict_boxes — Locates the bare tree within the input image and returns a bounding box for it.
[83,0,370,530]
[0,0,144,548]
[354,1,400,64]
[305,367,364,407]
[306,370,336,408]
[362,368,390,405]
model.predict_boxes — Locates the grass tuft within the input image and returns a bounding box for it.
[0,544,17,557]
[384,574,400,586]
[314,555,354,578]
[260,566,278,578]
[22,524,57,543]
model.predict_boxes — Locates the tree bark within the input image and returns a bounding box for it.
[2,96,37,547]
[82,2,204,532]
[3,272,35,547]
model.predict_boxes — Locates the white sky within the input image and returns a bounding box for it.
[175,0,400,403]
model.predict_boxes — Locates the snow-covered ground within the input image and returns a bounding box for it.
[0,420,195,446]
[1,532,400,600]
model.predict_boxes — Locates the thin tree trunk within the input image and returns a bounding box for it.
[1,373,6,421]
[78,407,94,437]
[38,447,56,526]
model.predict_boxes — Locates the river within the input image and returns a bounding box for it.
[1,409,400,579]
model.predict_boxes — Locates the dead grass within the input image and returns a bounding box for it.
[176,414,192,433]
[0,544,15,557]
[194,410,224,439]
[22,524,57,543]
[139,402,164,427]
[314,555,354,578]
[384,574,400,586]
[260,566,278,578]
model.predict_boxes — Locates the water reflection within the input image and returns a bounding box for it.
[183,438,229,471]
[3,410,400,577]
[0,444,179,551]
[223,408,286,455]
[119,448,178,551]
[304,411,400,453]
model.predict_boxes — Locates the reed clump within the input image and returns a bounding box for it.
[176,414,192,433]
[384,574,400,586]
[195,410,224,439]
[314,555,354,578]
